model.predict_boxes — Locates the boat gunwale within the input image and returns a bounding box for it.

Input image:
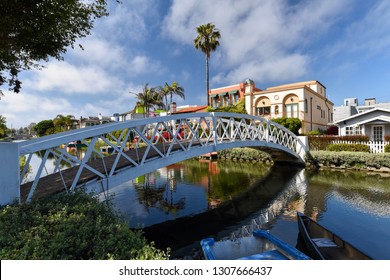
[296,212,372,260]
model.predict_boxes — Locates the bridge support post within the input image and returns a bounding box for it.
[296,136,309,162]
[0,143,20,205]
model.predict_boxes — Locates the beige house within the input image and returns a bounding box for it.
[244,79,334,133]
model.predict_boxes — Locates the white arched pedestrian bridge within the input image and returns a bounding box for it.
[0,112,308,205]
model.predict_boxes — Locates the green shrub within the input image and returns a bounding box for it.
[327,143,370,152]
[385,144,390,153]
[217,148,272,162]
[310,151,390,169]
[308,135,370,151]
[0,190,169,260]
[271,117,301,135]
[307,130,324,135]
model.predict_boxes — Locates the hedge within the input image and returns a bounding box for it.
[217,147,272,162]
[385,144,390,153]
[327,143,370,152]
[0,190,169,260]
[309,135,370,151]
[309,151,390,170]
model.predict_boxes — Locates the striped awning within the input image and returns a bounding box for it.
[219,92,228,96]
[229,90,239,95]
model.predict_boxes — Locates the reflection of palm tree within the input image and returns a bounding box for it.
[161,178,185,215]
[133,174,164,210]
[133,174,186,215]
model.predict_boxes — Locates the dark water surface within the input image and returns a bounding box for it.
[105,159,390,260]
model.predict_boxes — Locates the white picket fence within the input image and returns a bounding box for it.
[332,140,389,153]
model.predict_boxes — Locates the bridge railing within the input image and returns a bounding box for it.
[0,112,302,205]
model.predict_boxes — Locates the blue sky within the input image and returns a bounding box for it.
[2,0,390,129]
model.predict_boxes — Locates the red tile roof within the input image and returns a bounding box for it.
[173,105,208,114]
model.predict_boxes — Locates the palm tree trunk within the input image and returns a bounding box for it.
[206,55,209,106]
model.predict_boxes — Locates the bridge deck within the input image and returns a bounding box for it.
[20,142,192,202]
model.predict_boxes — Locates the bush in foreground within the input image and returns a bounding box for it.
[0,190,169,260]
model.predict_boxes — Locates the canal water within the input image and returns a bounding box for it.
[102,158,390,260]
[25,154,390,259]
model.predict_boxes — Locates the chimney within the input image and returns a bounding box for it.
[170,102,177,113]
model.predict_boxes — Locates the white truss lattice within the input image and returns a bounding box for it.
[10,113,303,203]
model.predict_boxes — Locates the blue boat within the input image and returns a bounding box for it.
[200,230,311,260]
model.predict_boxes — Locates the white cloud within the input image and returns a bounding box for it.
[24,61,120,95]
[213,54,309,86]
[128,55,165,76]
[163,0,349,85]
[0,91,75,128]
[70,37,128,69]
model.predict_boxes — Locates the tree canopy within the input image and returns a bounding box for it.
[34,119,55,137]
[0,0,112,96]
[0,115,7,138]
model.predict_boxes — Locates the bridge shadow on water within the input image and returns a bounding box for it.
[140,164,303,257]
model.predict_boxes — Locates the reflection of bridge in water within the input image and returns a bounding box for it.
[0,112,308,205]
[142,165,305,251]
[222,168,308,241]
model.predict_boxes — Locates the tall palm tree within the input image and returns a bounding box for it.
[194,23,221,106]
[134,84,163,118]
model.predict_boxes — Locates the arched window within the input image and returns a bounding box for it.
[284,94,299,118]
[255,97,271,117]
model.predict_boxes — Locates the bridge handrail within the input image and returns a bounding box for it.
[17,112,297,154]
[0,112,306,205]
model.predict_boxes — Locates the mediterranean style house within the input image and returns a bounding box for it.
[333,108,390,141]
[209,79,333,134]
[208,81,261,108]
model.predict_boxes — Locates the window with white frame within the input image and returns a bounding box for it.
[285,103,298,118]
[345,126,362,135]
